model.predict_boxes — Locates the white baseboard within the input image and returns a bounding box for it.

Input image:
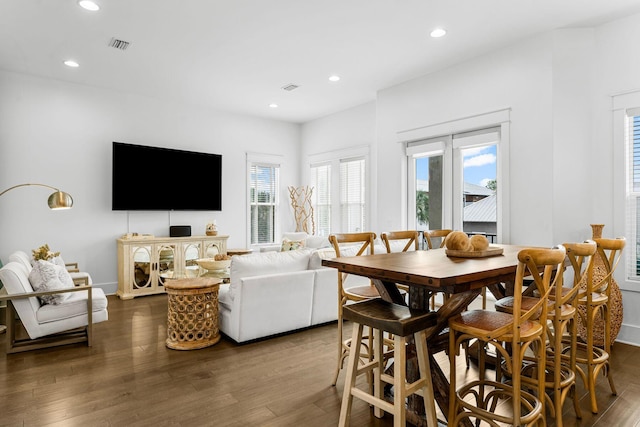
[616,323,640,347]
[96,282,118,296]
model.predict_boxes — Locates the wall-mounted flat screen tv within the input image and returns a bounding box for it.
[112,141,222,211]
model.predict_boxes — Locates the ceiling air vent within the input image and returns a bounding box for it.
[281,83,299,91]
[108,37,131,51]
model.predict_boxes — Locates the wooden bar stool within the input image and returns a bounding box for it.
[329,232,379,386]
[570,236,625,414]
[338,299,438,427]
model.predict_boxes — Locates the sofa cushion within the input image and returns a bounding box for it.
[28,260,75,305]
[306,235,330,249]
[282,232,309,242]
[308,248,337,270]
[229,249,312,300]
[281,232,330,249]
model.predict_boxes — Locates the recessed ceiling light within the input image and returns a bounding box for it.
[430,28,447,38]
[64,60,80,68]
[269,103,278,108]
[329,75,341,82]
[78,1,100,11]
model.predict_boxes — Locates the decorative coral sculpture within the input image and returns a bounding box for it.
[32,243,60,261]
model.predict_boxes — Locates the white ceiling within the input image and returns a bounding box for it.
[2,0,640,124]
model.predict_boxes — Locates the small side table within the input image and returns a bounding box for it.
[164,277,222,350]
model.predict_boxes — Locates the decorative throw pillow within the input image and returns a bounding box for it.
[51,256,66,268]
[280,238,305,251]
[28,260,74,305]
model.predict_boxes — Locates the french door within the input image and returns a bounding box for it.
[407,127,500,243]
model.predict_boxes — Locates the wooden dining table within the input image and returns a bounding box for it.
[322,243,531,426]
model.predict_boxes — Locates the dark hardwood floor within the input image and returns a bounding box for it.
[1,294,640,426]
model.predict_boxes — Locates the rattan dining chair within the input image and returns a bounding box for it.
[448,245,565,426]
[328,232,379,386]
[570,236,625,414]
[423,229,452,250]
[494,241,595,425]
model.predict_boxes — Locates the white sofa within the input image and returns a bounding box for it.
[218,248,339,343]
[217,234,403,343]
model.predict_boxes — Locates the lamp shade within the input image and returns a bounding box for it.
[0,183,74,210]
[47,191,73,210]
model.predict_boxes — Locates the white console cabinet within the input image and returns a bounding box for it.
[117,235,228,300]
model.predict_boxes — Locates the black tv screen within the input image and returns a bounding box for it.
[112,141,222,211]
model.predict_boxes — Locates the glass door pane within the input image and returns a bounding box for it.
[414,154,444,231]
[461,144,497,243]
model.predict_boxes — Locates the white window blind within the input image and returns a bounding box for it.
[340,157,365,232]
[626,108,640,279]
[310,162,331,236]
[249,162,279,244]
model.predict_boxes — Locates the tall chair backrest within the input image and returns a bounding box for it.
[563,240,597,305]
[380,230,419,253]
[423,229,452,249]
[591,237,626,297]
[509,246,566,339]
[329,232,376,258]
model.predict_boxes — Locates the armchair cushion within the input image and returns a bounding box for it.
[28,260,74,305]
[36,288,108,323]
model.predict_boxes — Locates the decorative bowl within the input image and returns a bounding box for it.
[196,258,231,271]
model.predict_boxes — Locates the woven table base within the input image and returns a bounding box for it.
[165,277,221,350]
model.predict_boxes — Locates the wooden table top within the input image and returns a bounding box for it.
[227,248,254,256]
[163,277,222,290]
[322,244,532,294]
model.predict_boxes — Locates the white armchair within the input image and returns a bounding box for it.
[0,261,108,353]
[9,250,93,286]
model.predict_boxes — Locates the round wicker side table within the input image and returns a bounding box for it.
[164,277,222,350]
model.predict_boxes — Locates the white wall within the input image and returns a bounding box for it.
[301,14,640,345]
[0,70,300,294]
[300,101,376,179]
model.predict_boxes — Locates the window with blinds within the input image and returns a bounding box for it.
[310,150,368,235]
[340,157,366,232]
[626,109,640,278]
[310,163,331,236]
[249,163,279,244]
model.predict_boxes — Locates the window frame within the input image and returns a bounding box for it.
[613,90,640,288]
[246,152,282,248]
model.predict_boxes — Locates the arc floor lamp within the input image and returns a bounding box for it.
[0,183,74,333]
